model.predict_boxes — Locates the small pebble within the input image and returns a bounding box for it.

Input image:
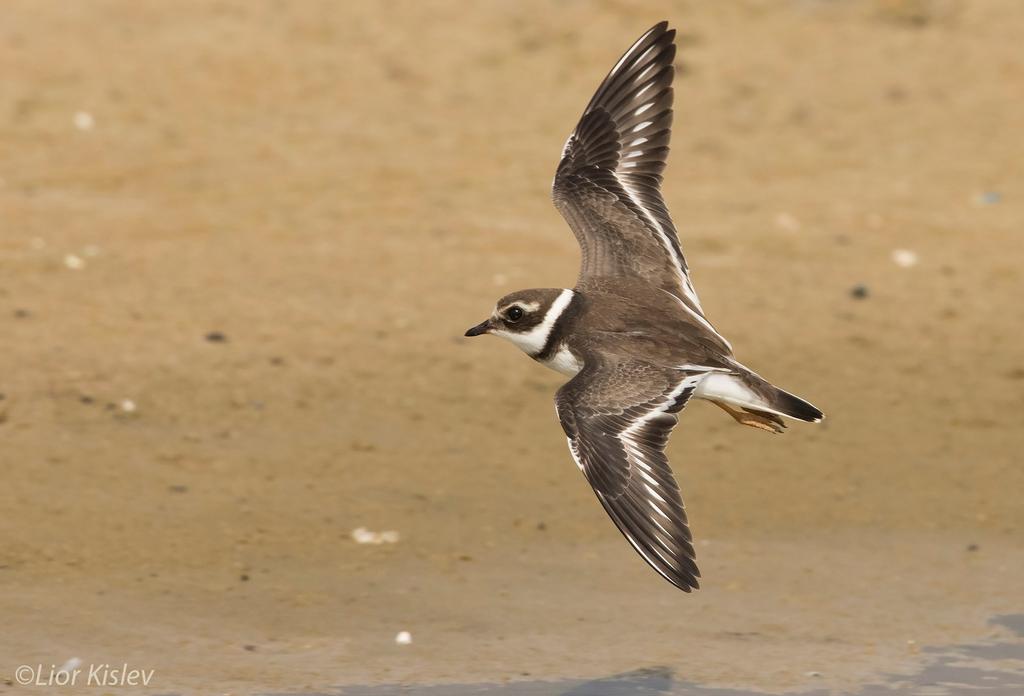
[120,399,137,413]
[891,249,918,268]
[205,331,228,343]
[967,543,980,552]
[57,658,82,675]
[13,309,31,319]
[73,111,95,131]
[850,284,869,300]
[243,644,257,652]
[976,191,1002,206]
[395,631,412,645]
[351,527,400,545]
[805,671,822,678]
[64,254,85,270]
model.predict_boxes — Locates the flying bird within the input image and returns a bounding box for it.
[464,22,823,592]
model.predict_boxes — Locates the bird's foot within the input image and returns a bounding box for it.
[714,402,787,434]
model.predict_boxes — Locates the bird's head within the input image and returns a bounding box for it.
[464,288,573,357]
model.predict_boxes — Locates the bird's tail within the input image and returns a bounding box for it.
[694,364,824,427]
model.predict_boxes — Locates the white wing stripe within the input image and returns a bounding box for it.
[635,467,660,487]
[644,483,667,504]
[566,437,585,472]
[662,289,731,350]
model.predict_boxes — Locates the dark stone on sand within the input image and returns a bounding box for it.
[850,284,869,299]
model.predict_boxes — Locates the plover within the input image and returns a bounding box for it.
[465,22,823,592]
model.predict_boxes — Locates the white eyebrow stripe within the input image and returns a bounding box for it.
[498,300,540,314]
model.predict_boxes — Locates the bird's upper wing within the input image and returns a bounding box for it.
[555,358,711,591]
[552,22,703,317]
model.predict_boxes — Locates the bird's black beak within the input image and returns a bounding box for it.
[464,319,491,337]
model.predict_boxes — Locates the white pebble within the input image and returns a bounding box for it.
[57,658,82,675]
[395,631,412,645]
[64,254,85,270]
[351,527,400,545]
[73,111,95,131]
[120,399,137,413]
[804,671,822,677]
[891,249,918,268]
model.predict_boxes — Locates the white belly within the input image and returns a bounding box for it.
[538,345,582,376]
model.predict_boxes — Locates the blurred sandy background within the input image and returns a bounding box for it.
[1,0,1022,693]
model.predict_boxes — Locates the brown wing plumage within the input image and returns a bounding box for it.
[552,21,703,316]
[555,358,708,591]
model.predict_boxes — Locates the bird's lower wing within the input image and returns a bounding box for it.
[555,359,710,591]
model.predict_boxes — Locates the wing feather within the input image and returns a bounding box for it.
[553,22,704,315]
[556,360,709,592]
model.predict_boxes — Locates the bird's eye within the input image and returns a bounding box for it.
[506,306,524,322]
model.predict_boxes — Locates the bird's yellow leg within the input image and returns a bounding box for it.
[712,401,786,434]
